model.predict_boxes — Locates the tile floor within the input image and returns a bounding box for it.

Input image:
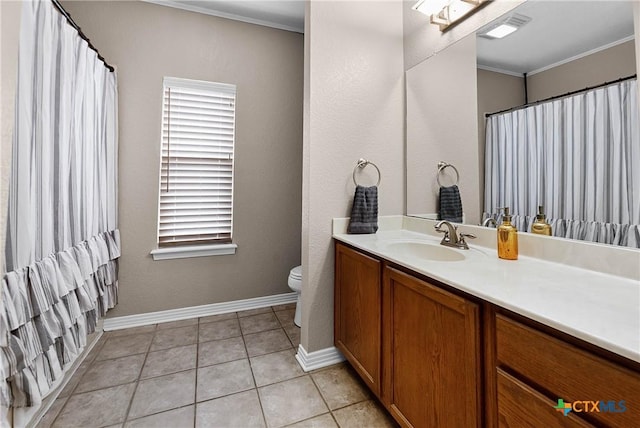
[36,304,398,428]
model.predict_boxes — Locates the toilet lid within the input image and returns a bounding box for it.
[290,265,302,280]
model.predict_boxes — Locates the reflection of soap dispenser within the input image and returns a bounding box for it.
[531,205,552,236]
[497,207,518,260]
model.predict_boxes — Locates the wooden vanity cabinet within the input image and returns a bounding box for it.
[334,241,640,428]
[334,242,383,396]
[334,242,481,427]
[382,266,481,428]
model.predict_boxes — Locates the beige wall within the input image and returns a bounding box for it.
[528,40,637,102]
[476,69,525,212]
[406,35,480,222]
[63,1,304,317]
[302,0,405,352]
[0,1,21,278]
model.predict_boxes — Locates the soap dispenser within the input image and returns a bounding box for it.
[497,207,518,260]
[531,205,552,236]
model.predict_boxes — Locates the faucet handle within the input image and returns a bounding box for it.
[458,232,475,250]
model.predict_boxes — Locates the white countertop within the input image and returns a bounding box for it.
[333,217,640,363]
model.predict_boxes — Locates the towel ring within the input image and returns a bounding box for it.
[437,161,459,187]
[353,158,381,187]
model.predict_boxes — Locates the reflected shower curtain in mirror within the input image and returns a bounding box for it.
[1,0,119,407]
[484,79,640,248]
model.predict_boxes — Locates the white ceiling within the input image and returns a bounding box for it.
[476,1,635,75]
[144,0,305,33]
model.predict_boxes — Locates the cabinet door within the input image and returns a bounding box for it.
[334,243,382,396]
[383,266,481,428]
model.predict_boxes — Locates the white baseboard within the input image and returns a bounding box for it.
[295,344,345,372]
[103,292,298,331]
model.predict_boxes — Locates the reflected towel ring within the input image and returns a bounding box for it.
[353,158,381,187]
[437,161,459,187]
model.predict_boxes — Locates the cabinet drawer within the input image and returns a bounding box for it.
[496,315,640,427]
[497,368,592,428]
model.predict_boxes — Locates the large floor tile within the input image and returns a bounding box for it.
[198,336,246,367]
[311,364,368,410]
[150,325,198,351]
[196,390,265,428]
[198,318,241,342]
[128,370,196,419]
[37,312,396,428]
[199,312,237,324]
[259,376,328,427]
[274,309,295,327]
[83,334,108,363]
[52,383,136,427]
[250,349,304,387]
[125,405,194,428]
[283,324,301,348]
[57,361,91,398]
[96,333,153,361]
[141,344,197,379]
[157,318,198,330]
[197,359,254,402]
[244,328,292,357]
[271,303,296,312]
[240,312,281,335]
[237,307,272,318]
[285,413,338,428]
[106,325,157,338]
[76,354,145,393]
[331,400,397,428]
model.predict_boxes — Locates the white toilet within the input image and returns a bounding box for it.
[288,265,302,327]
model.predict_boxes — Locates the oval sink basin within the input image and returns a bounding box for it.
[385,241,466,262]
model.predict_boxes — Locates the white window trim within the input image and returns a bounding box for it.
[163,76,235,95]
[150,243,237,261]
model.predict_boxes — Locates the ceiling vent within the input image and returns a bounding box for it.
[479,13,532,39]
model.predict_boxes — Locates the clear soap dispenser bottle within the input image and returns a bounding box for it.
[497,207,518,260]
[531,205,552,236]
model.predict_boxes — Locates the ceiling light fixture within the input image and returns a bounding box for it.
[478,14,532,40]
[413,0,488,31]
[485,24,518,39]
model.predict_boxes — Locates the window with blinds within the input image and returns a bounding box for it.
[158,77,236,247]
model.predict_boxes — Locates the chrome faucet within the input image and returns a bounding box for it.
[434,220,476,250]
[482,217,497,228]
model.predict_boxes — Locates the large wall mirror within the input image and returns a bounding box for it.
[406,0,639,248]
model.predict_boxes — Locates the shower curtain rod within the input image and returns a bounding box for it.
[51,0,115,72]
[485,74,637,117]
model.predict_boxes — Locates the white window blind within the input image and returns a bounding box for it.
[158,77,236,247]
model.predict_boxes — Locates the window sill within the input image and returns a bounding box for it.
[150,243,237,261]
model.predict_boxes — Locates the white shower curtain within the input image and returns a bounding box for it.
[1,0,119,407]
[484,79,640,248]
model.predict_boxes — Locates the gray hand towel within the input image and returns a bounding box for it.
[348,185,378,234]
[439,185,463,223]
